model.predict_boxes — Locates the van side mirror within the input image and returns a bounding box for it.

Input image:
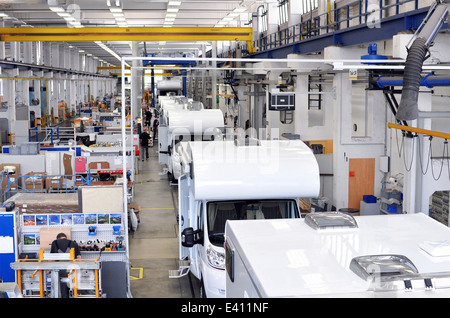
[181,227,201,247]
[182,227,195,247]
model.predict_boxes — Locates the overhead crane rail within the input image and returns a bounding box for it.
[0,27,255,53]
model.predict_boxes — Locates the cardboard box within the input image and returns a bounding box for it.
[49,176,63,190]
[88,161,110,170]
[25,172,48,191]
[1,163,21,190]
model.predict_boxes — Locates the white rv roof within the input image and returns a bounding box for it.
[168,109,224,133]
[226,213,450,297]
[157,79,182,91]
[184,139,319,200]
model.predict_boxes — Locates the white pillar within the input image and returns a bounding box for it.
[211,41,217,109]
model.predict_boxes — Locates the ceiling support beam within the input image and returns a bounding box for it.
[0,26,255,53]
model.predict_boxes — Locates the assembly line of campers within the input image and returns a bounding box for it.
[155,93,450,299]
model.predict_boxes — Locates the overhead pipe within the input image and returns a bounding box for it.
[396,1,449,121]
[376,74,450,88]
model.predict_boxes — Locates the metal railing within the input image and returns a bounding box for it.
[29,126,76,144]
[0,171,92,203]
[221,0,421,56]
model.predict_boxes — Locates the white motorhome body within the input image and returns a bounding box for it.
[156,78,182,96]
[172,139,320,298]
[158,107,224,180]
[225,212,450,298]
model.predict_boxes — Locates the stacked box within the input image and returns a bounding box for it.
[0,163,21,190]
[25,172,48,191]
[49,176,63,190]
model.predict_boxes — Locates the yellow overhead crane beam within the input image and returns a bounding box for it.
[98,66,130,71]
[0,26,255,53]
[98,66,180,72]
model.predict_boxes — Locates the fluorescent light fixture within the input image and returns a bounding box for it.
[168,1,181,6]
[65,16,76,21]
[166,13,177,18]
[217,20,228,25]
[109,7,122,13]
[57,12,71,17]
[0,13,9,17]
[49,6,65,13]
[112,13,123,17]
[79,50,85,53]
[165,17,175,22]
[233,7,247,13]
[222,17,234,21]
[228,12,239,17]
[159,41,166,45]
[167,8,179,13]
[115,17,126,21]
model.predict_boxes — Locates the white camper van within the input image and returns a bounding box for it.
[225,212,450,298]
[158,103,224,181]
[170,139,320,298]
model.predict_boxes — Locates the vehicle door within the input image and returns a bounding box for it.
[178,174,191,261]
[158,124,169,166]
[190,201,203,279]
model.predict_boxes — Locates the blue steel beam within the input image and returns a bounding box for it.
[249,7,433,59]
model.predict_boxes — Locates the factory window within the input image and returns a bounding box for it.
[278,0,289,25]
[246,12,253,28]
[259,4,268,33]
[302,0,319,14]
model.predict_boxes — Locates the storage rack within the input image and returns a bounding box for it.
[430,191,450,227]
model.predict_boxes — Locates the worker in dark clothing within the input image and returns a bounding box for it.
[50,233,81,258]
[139,127,151,161]
[50,232,81,298]
[144,108,152,129]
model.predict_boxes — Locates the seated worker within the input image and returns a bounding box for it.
[50,232,81,298]
[50,232,81,259]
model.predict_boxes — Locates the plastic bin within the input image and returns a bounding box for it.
[363,195,377,203]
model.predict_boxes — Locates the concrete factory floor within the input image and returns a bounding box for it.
[128,145,200,298]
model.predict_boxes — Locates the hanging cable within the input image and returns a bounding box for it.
[417,134,432,175]
[402,133,416,172]
[430,137,446,181]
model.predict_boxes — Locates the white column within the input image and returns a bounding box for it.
[211,41,217,109]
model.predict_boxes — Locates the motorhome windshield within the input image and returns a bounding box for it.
[206,200,299,246]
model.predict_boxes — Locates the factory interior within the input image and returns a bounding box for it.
[1,0,450,301]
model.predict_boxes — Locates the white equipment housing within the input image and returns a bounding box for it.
[171,139,320,298]
[225,212,450,298]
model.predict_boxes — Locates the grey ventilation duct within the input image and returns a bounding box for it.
[396,2,448,121]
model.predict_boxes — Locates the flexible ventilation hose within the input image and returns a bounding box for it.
[396,37,428,121]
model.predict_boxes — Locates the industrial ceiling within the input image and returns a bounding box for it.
[0,0,260,66]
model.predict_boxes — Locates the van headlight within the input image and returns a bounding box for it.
[206,245,225,269]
